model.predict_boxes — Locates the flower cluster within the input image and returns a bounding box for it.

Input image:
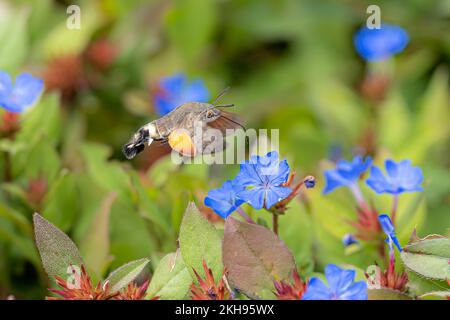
[323,156,424,242]
[153,73,210,116]
[204,151,313,220]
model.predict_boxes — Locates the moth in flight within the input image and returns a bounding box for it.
[123,90,243,159]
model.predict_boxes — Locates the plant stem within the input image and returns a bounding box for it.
[390,194,399,226]
[349,183,370,212]
[272,214,278,235]
[236,207,254,224]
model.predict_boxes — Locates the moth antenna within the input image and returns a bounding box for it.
[215,104,235,108]
[212,87,230,106]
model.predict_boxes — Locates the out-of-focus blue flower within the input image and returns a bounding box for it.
[378,214,402,252]
[302,264,367,300]
[234,151,292,210]
[153,73,210,115]
[0,72,44,112]
[342,234,359,247]
[354,24,409,61]
[323,156,372,194]
[366,160,423,195]
[204,180,245,219]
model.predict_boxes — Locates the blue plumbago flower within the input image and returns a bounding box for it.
[153,73,210,115]
[378,214,402,252]
[366,159,423,195]
[0,72,44,112]
[234,151,292,210]
[354,24,409,61]
[342,234,359,247]
[302,264,367,300]
[323,156,372,194]
[204,180,245,219]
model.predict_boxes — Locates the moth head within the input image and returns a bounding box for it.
[201,106,221,122]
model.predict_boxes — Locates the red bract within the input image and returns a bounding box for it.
[0,111,20,138]
[274,270,308,300]
[365,264,408,293]
[26,177,48,211]
[116,280,155,300]
[349,203,382,242]
[47,265,119,300]
[190,260,230,300]
[86,39,118,70]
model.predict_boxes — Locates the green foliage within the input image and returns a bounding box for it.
[33,213,84,280]
[105,257,151,294]
[401,235,450,281]
[147,251,192,300]
[223,217,296,299]
[179,202,223,281]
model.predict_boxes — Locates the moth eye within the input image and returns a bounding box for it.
[206,110,216,118]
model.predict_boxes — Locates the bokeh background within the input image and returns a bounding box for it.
[0,0,449,299]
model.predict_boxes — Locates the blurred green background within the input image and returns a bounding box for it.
[0,0,449,299]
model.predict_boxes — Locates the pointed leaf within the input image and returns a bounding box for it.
[179,202,223,281]
[79,193,117,277]
[33,213,84,279]
[105,258,151,293]
[147,252,192,300]
[223,217,296,299]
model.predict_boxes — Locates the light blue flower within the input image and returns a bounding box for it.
[378,214,402,252]
[366,160,423,195]
[204,180,245,219]
[0,72,44,112]
[153,73,210,115]
[354,24,409,61]
[323,156,372,194]
[302,264,367,300]
[234,151,292,210]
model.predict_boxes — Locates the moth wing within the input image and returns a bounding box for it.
[207,111,244,135]
[168,128,197,157]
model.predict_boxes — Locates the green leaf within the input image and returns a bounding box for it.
[105,258,151,294]
[33,213,84,279]
[401,235,450,280]
[223,217,296,299]
[147,251,192,300]
[42,171,78,232]
[368,288,412,300]
[167,0,217,64]
[0,9,28,71]
[179,202,223,282]
[79,193,117,278]
[406,271,449,297]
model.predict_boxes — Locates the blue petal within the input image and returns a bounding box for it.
[267,159,290,185]
[325,264,355,295]
[264,186,291,209]
[323,170,347,194]
[0,71,13,102]
[184,79,210,102]
[338,281,368,300]
[236,187,265,210]
[204,196,233,218]
[366,166,392,194]
[301,277,332,300]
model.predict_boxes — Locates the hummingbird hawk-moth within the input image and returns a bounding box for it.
[123,91,243,159]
